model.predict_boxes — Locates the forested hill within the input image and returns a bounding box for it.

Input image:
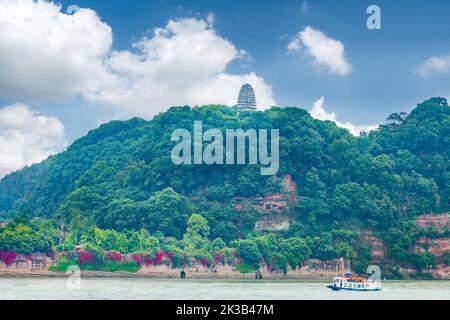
[0,97,449,274]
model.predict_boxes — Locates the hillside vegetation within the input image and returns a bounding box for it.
[0,98,449,276]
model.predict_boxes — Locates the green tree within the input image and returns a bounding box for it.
[280,238,311,268]
[234,239,260,267]
[183,214,210,252]
[127,231,143,253]
[212,238,226,251]
[144,188,192,238]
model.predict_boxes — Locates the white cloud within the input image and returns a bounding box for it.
[0,0,276,117]
[417,55,450,77]
[93,17,276,116]
[0,0,114,101]
[0,103,67,178]
[310,97,377,136]
[288,27,352,76]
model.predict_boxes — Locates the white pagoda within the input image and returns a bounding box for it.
[236,83,257,112]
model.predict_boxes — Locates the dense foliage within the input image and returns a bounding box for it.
[0,98,449,275]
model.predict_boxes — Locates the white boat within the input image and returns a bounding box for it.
[327,273,381,292]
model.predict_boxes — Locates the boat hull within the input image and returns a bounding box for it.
[327,285,381,292]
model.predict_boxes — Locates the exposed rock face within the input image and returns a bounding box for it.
[415,238,450,257]
[0,253,55,272]
[362,231,385,263]
[258,194,290,211]
[234,193,290,212]
[416,213,449,232]
[414,213,449,259]
[255,215,290,232]
[0,259,352,279]
[138,258,350,279]
[430,265,450,280]
[231,174,298,232]
[283,174,297,202]
[400,265,450,280]
[234,174,298,213]
[361,228,449,279]
[412,213,450,279]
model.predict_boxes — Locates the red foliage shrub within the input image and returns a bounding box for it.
[104,251,122,262]
[78,251,93,267]
[133,254,143,265]
[144,250,168,266]
[0,251,17,266]
[201,257,208,268]
[213,254,221,264]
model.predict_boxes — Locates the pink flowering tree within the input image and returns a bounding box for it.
[104,251,122,262]
[78,251,93,267]
[0,251,17,266]
[142,250,174,266]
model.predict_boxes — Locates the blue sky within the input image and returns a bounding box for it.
[0,0,450,177]
[55,0,450,126]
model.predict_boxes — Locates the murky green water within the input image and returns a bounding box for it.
[0,278,449,300]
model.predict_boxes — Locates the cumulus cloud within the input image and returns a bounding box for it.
[94,17,276,116]
[0,103,67,178]
[417,55,450,77]
[288,27,352,76]
[0,0,114,101]
[0,0,276,117]
[310,97,377,136]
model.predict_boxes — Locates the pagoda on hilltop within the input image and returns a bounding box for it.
[236,83,257,112]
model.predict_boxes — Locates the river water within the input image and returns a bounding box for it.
[0,278,449,300]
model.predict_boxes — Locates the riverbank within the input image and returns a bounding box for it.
[0,270,174,278]
[2,254,448,280]
[0,254,352,279]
